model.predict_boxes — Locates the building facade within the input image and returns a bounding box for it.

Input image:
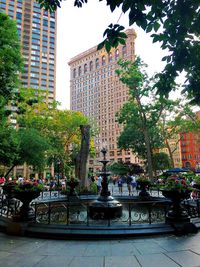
[158,111,200,171]
[0,0,57,102]
[68,29,142,171]
[159,134,182,168]
[180,132,200,170]
[0,0,57,178]
[179,111,200,170]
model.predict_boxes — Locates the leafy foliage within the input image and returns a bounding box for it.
[0,13,23,103]
[97,24,127,52]
[116,58,183,179]
[17,128,50,171]
[161,176,191,191]
[152,152,171,172]
[108,162,129,175]
[0,124,19,167]
[17,89,91,176]
[37,0,88,11]
[37,0,200,103]
[13,181,44,192]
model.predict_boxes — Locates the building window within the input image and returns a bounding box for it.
[122,45,127,56]
[96,58,99,69]
[73,68,76,78]
[109,151,114,157]
[78,66,82,76]
[102,55,106,66]
[50,21,55,28]
[117,150,122,156]
[16,12,22,19]
[84,63,88,73]
[115,49,119,60]
[109,53,113,63]
[43,19,48,26]
[89,61,93,71]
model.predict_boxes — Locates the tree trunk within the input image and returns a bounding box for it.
[5,165,15,180]
[75,125,90,187]
[143,129,154,181]
[165,139,175,168]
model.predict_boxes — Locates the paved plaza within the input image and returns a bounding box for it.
[0,232,200,267]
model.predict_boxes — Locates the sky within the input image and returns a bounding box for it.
[56,0,168,109]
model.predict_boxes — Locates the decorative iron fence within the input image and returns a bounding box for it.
[33,199,170,226]
[1,192,200,228]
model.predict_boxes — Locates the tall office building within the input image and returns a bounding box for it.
[0,0,57,102]
[69,29,142,170]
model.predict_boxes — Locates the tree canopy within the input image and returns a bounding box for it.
[17,89,91,177]
[115,57,192,179]
[0,12,23,103]
[37,0,200,104]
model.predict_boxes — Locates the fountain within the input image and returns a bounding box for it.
[89,147,122,219]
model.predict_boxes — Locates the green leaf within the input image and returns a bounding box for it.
[153,21,160,32]
[118,38,126,45]
[146,24,153,33]
[97,41,105,51]
[105,41,111,53]
[118,32,127,39]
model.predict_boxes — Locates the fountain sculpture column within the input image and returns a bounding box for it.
[89,148,122,219]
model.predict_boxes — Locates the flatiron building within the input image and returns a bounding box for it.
[69,29,142,170]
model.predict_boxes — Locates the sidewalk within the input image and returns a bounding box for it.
[0,232,200,267]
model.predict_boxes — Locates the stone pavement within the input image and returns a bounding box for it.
[0,232,200,267]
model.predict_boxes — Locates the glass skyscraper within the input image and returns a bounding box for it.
[0,0,57,101]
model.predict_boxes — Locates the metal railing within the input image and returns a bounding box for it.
[33,198,170,226]
[1,192,200,228]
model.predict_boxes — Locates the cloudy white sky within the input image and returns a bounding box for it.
[56,0,168,109]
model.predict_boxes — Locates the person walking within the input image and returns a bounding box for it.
[131,175,137,195]
[117,176,123,195]
[127,174,133,196]
[96,175,102,194]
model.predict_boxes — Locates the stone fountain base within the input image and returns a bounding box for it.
[89,196,122,219]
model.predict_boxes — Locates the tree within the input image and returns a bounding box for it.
[17,90,91,181]
[75,125,90,186]
[37,0,200,104]
[0,128,50,178]
[0,125,19,171]
[118,120,163,160]
[152,152,171,175]
[108,162,129,176]
[0,13,23,103]
[116,58,176,180]
[17,128,50,172]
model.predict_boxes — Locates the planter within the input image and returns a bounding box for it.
[13,191,40,221]
[67,181,79,196]
[162,189,191,223]
[3,184,15,199]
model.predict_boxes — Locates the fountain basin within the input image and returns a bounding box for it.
[89,196,122,219]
